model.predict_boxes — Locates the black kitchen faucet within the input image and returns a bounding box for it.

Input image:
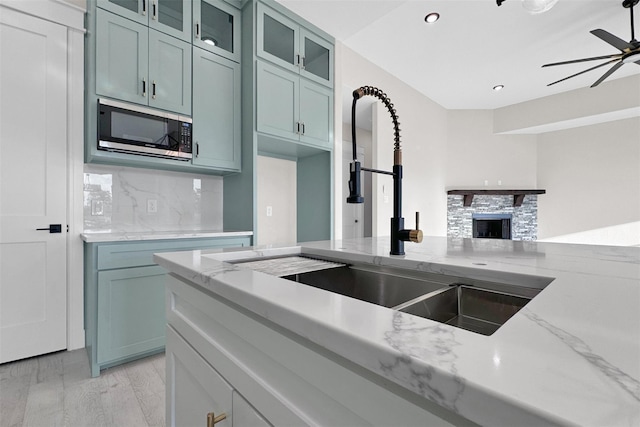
[347,86,423,255]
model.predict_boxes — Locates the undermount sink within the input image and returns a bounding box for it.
[282,265,451,309]
[397,285,533,336]
[234,255,549,336]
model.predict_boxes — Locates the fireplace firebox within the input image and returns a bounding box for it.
[472,213,512,239]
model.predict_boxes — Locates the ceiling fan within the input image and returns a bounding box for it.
[543,0,640,87]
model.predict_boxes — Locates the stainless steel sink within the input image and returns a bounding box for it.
[235,255,547,336]
[397,285,534,336]
[283,265,454,308]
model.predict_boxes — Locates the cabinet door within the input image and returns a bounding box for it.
[193,48,241,171]
[256,2,300,75]
[299,79,333,149]
[300,29,333,87]
[256,61,299,141]
[150,0,191,42]
[148,29,192,115]
[232,391,272,427]
[194,0,241,63]
[167,326,232,427]
[97,0,147,26]
[96,9,149,105]
[97,265,166,364]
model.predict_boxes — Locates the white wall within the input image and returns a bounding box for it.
[338,45,639,246]
[446,110,537,189]
[341,44,449,237]
[256,155,297,246]
[537,117,640,246]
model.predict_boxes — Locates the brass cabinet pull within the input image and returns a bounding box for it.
[207,412,227,427]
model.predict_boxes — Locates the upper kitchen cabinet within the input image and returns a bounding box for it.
[96,9,192,115]
[256,2,333,87]
[193,0,241,63]
[97,0,192,43]
[256,61,332,151]
[192,47,241,171]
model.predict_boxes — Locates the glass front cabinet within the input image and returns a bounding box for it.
[98,0,192,42]
[193,0,241,63]
[256,2,333,87]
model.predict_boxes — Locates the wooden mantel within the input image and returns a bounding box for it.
[447,189,546,207]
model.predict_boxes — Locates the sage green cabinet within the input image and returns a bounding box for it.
[97,265,166,366]
[256,2,333,87]
[257,61,332,150]
[97,0,192,42]
[84,235,251,377]
[96,8,192,115]
[192,47,241,171]
[193,0,241,63]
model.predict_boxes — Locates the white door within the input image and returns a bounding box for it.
[0,7,68,363]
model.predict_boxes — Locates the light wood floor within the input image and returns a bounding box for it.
[0,349,166,427]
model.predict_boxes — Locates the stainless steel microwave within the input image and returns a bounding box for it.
[98,98,193,160]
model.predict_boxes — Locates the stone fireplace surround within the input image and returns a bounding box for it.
[447,194,540,241]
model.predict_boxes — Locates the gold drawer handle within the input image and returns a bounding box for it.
[207,412,227,427]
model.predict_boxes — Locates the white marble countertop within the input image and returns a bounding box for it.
[154,237,640,426]
[80,229,253,243]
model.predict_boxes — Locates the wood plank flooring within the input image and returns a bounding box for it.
[0,349,165,427]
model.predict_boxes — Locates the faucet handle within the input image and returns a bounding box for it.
[409,212,423,243]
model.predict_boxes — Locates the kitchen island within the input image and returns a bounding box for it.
[154,237,639,426]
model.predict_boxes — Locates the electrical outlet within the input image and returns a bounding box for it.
[147,199,158,214]
[266,206,273,217]
[91,200,104,216]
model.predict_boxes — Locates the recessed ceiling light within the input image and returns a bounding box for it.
[493,85,505,91]
[424,13,440,23]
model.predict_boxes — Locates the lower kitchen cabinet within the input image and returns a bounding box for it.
[166,326,270,427]
[84,236,250,377]
[97,266,166,366]
[165,273,452,426]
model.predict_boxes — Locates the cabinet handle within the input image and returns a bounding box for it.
[142,0,146,15]
[301,122,305,135]
[300,55,305,70]
[152,80,156,99]
[152,0,157,20]
[206,412,227,427]
[196,142,199,157]
[195,21,200,39]
[295,122,300,134]
[142,78,146,97]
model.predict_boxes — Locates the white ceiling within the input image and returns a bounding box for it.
[276,0,640,110]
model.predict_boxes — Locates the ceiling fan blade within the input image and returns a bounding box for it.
[542,53,623,67]
[591,29,635,52]
[591,61,625,87]
[547,58,620,86]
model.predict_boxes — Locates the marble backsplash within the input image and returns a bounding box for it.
[84,164,223,233]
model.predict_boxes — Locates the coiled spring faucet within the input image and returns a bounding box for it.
[347,86,423,255]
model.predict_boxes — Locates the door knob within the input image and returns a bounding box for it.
[36,224,62,233]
